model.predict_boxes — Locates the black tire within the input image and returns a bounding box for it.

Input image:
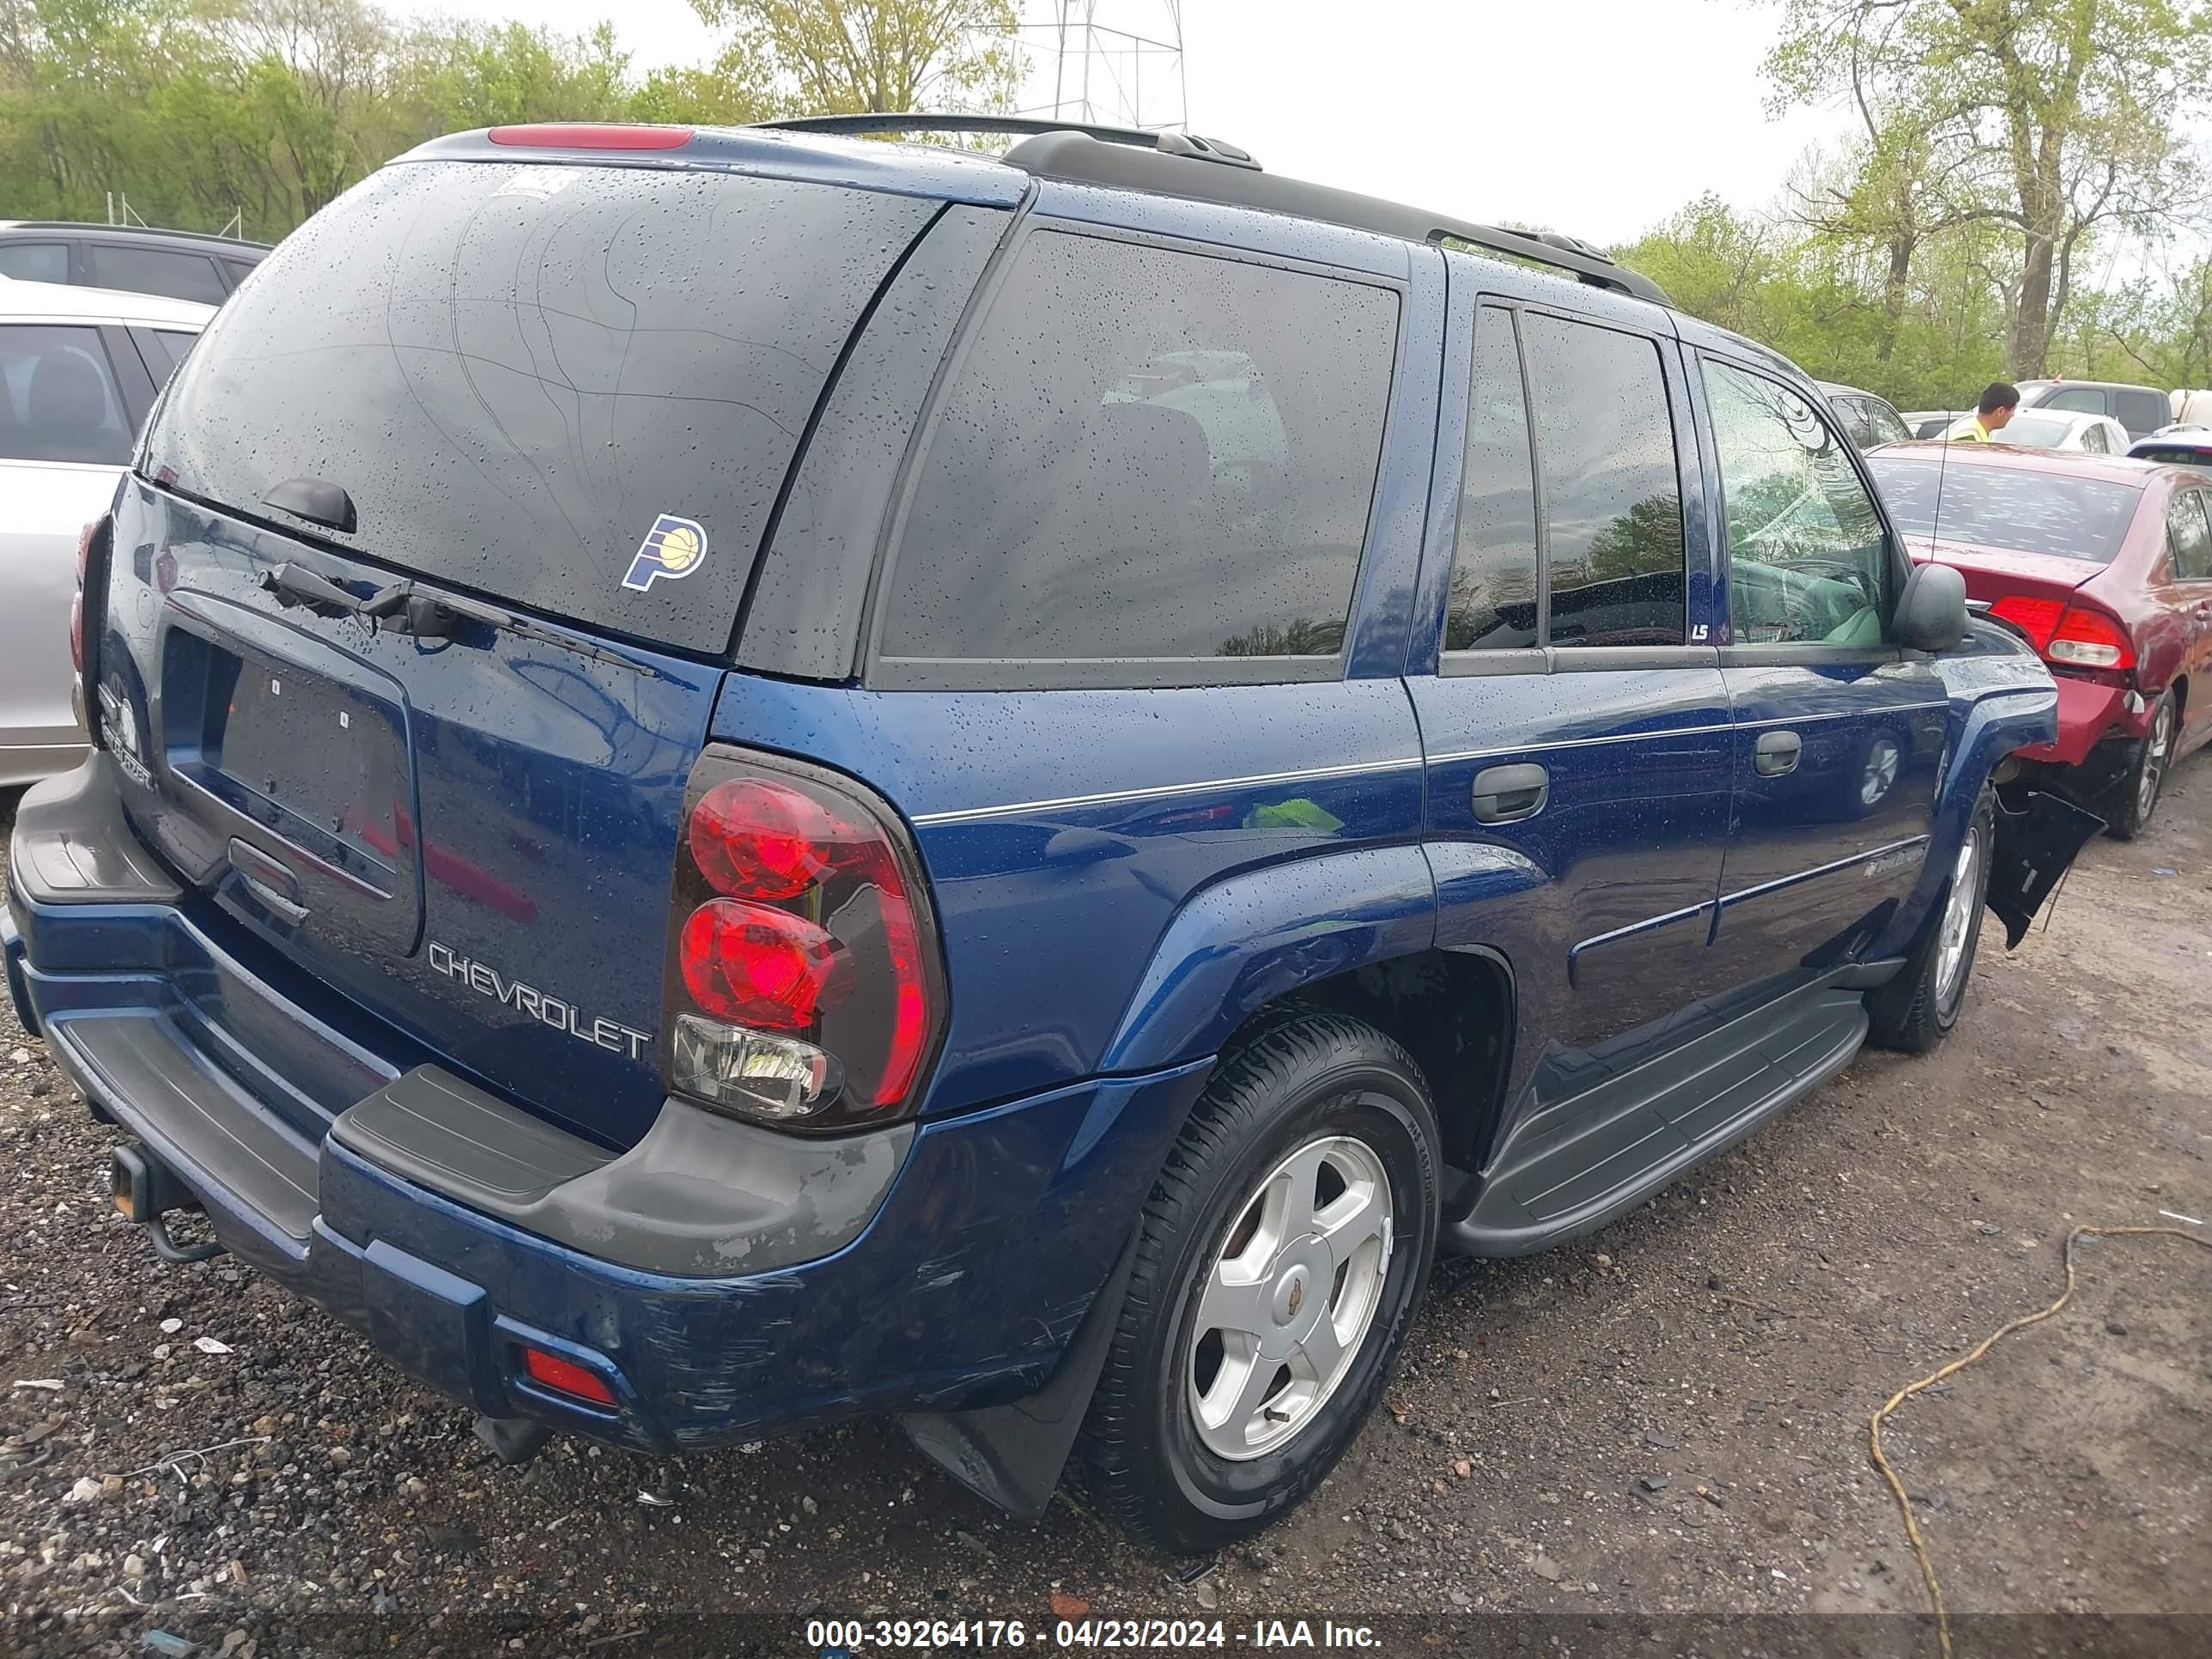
[1868,787,1996,1054]
[2106,690,2177,841]
[1072,1014,1440,1553]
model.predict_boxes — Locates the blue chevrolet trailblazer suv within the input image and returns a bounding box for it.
[5,114,2098,1551]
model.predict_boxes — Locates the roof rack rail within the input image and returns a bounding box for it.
[757,112,1260,169]
[752,117,1667,306]
[6,219,270,247]
[1002,130,1668,307]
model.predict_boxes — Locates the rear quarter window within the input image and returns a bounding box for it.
[144,161,939,655]
[875,229,1399,684]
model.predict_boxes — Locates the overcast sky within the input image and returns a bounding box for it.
[427,0,1850,243]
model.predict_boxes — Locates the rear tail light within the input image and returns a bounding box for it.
[660,750,945,1133]
[2045,606,2134,670]
[1988,594,2136,672]
[72,516,112,723]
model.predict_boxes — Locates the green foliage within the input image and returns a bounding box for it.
[1615,194,2029,409]
[1755,0,2212,380]
[0,0,1016,240]
[690,0,1022,117]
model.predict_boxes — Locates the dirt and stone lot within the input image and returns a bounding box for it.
[1,757,2207,1658]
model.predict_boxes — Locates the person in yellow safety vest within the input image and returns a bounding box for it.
[1957,381,2020,442]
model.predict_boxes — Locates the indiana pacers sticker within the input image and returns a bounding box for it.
[622,513,708,592]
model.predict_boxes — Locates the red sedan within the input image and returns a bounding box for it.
[1867,441,2212,837]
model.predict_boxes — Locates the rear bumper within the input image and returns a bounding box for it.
[2014,675,2148,767]
[6,761,1211,1452]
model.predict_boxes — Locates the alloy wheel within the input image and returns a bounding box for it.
[1188,1134,1394,1461]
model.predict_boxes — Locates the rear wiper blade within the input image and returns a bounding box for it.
[380,588,662,678]
[256,563,660,678]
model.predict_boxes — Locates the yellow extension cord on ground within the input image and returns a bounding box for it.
[1869,1224,2212,1659]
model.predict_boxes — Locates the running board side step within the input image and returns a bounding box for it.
[1445,986,1869,1258]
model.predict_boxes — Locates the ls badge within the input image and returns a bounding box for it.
[621,513,708,592]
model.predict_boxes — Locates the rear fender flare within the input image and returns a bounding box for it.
[1098,845,1438,1075]
[1873,674,2056,959]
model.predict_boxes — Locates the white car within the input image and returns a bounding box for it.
[1935,406,2131,454]
[0,279,209,784]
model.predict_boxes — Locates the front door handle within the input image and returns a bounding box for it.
[1754,730,1803,778]
[1471,763,1549,823]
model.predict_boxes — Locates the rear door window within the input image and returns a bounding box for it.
[0,325,132,465]
[144,161,938,655]
[83,243,226,305]
[1521,313,1685,647]
[878,229,1398,678]
[1863,399,1911,446]
[2167,491,2212,580]
[2117,389,2170,435]
[0,242,70,283]
[1444,307,1540,650]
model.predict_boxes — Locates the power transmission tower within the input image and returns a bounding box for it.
[1014,2,1188,131]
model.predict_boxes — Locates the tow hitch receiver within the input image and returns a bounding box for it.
[111,1143,226,1264]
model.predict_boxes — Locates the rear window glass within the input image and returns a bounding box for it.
[84,244,226,305]
[2135,445,2212,474]
[1990,412,2076,448]
[1868,458,2141,563]
[145,161,937,654]
[0,324,132,465]
[879,230,1397,672]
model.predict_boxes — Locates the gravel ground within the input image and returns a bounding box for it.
[2,757,2208,1658]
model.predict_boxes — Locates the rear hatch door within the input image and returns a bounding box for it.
[97,151,949,1149]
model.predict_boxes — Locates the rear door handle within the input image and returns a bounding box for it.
[1754,730,1803,777]
[1470,763,1549,823]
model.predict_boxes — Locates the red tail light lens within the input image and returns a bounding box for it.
[1988,594,2064,652]
[689,778,834,900]
[76,520,96,587]
[69,594,84,673]
[662,750,945,1133]
[678,898,844,1029]
[2046,605,2135,670]
[1989,594,2135,672]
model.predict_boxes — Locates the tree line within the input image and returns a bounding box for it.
[9,0,2212,410]
[1620,0,2212,408]
[0,0,1018,238]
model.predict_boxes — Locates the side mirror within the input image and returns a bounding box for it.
[1893,562,1968,653]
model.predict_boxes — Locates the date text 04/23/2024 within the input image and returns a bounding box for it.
[807,1620,1383,1650]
